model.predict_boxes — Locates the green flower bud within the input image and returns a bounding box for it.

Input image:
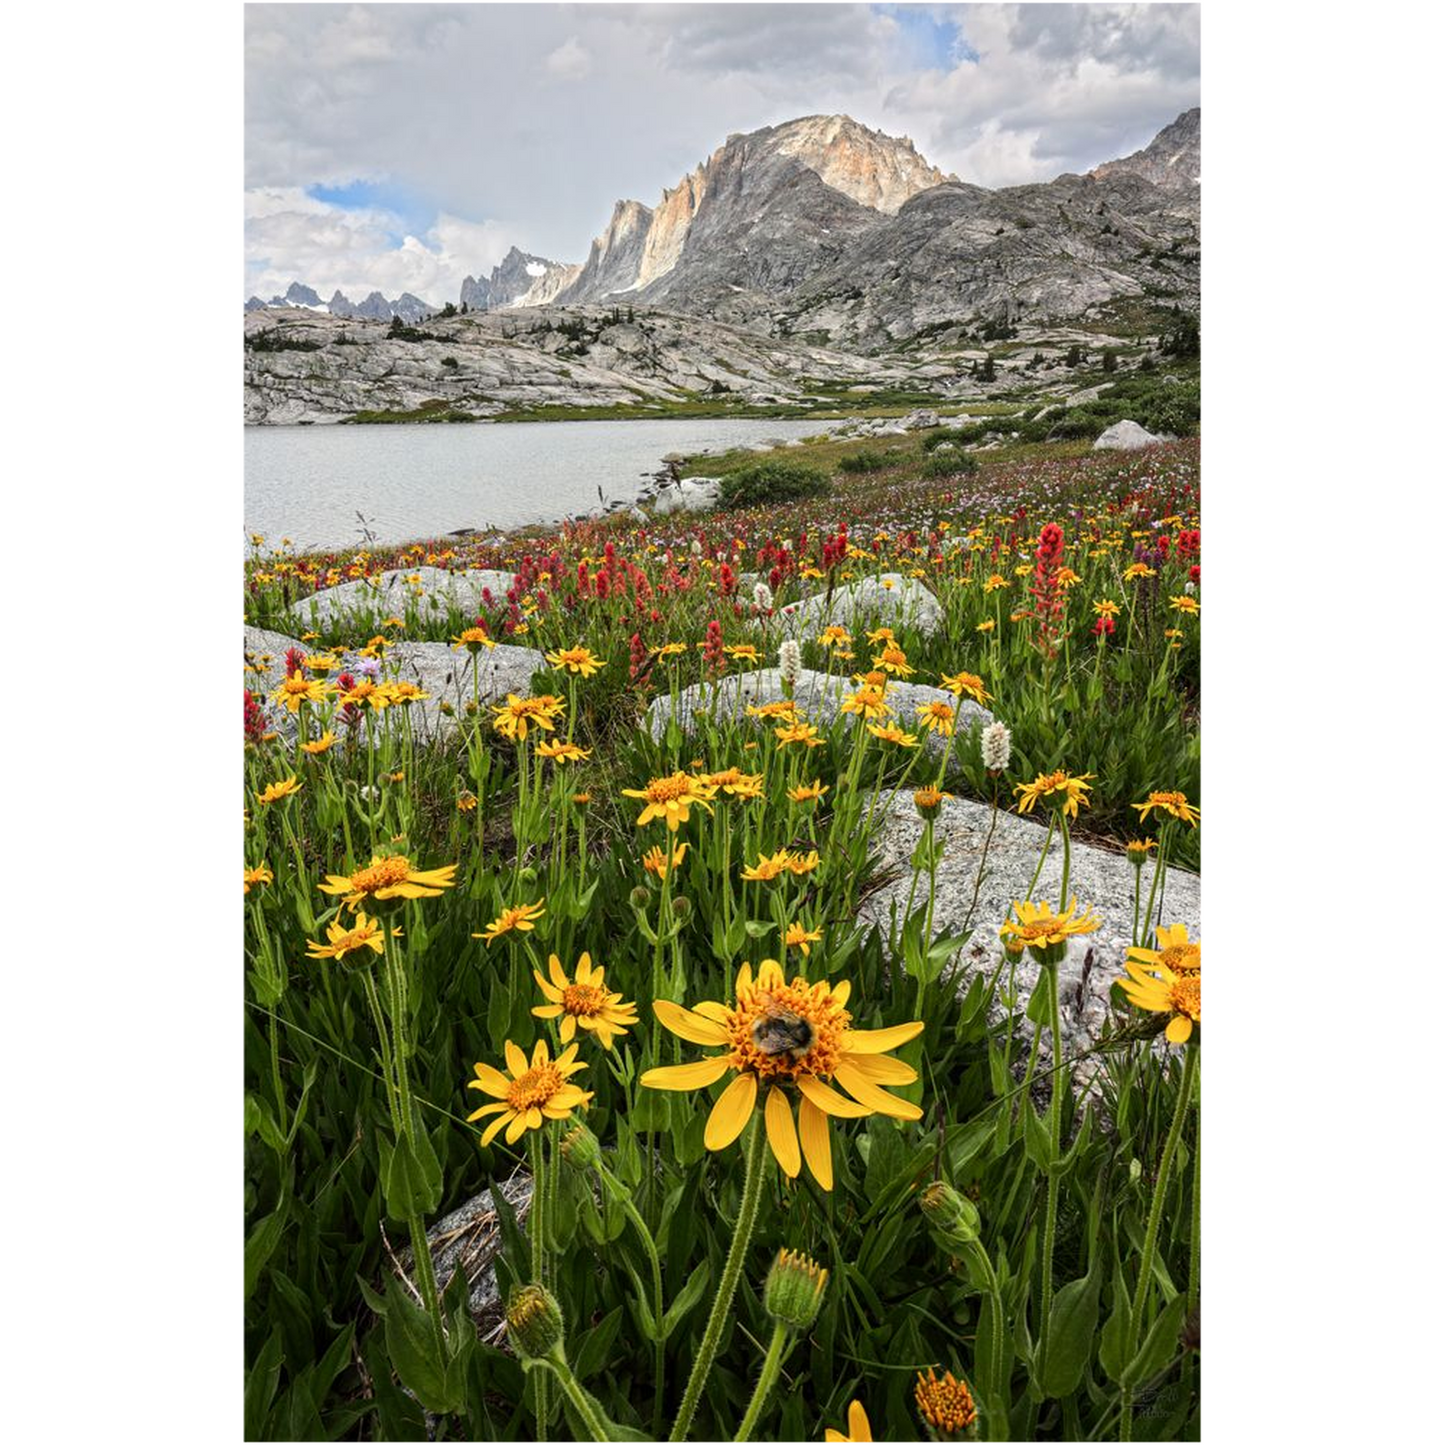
[629,885,652,911]
[919,1182,980,1247]
[559,1121,602,1173]
[506,1283,564,1360]
[763,1248,828,1333]
[670,895,693,924]
[439,700,455,717]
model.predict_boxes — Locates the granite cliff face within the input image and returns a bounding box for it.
[1089,108,1200,193]
[460,246,580,311]
[558,115,952,308]
[552,110,1197,344]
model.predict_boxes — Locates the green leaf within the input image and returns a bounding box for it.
[244,1327,284,1440]
[245,1208,287,1300]
[742,919,772,939]
[382,1129,442,1222]
[1022,1099,1055,1172]
[1040,1267,1101,1397]
[1025,971,1052,1025]
[661,1258,711,1340]
[383,1274,465,1413]
[1098,1265,1132,1383]
[1122,1291,1188,1388]
[573,1304,625,1383]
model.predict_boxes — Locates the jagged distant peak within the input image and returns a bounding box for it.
[1089,108,1200,191]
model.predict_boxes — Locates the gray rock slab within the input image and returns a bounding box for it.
[243,628,545,745]
[766,573,944,638]
[286,567,517,633]
[858,792,1199,1090]
[646,665,991,760]
[1093,419,1166,451]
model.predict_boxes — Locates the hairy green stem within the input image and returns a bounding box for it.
[732,1323,789,1442]
[1036,960,1064,1394]
[540,1352,615,1442]
[1120,1043,1198,1440]
[670,1118,769,1442]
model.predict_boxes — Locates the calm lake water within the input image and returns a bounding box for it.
[244,417,825,549]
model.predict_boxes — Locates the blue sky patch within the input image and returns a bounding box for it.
[307,179,432,243]
[873,5,977,70]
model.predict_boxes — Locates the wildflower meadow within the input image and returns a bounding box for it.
[244,437,1202,1441]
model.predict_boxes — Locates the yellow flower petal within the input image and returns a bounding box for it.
[797,1095,834,1190]
[653,998,730,1046]
[479,1111,512,1147]
[503,1040,528,1076]
[842,1053,918,1086]
[704,1072,758,1150]
[640,1057,732,1092]
[764,1086,801,1179]
[797,1073,872,1118]
[1166,1015,1193,1044]
[843,1021,925,1054]
[834,1063,924,1120]
[469,1063,512,1098]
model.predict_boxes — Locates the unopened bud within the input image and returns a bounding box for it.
[670,895,693,924]
[506,1283,564,1360]
[559,1121,602,1172]
[629,885,652,911]
[439,700,455,717]
[763,1248,827,1332]
[919,1181,980,1247]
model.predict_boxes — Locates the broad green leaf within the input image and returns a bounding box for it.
[1040,1267,1101,1397]
[1122,1291,1188,1388]
[245,1208,287,1301]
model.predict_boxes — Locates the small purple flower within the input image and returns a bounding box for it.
[354,656,381,678]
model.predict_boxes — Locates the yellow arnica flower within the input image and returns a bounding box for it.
[915,1368,978,1437]
[641,959,924,1190]
[621,771,718,830]
[999,897,1102,961]
[707,767,766,799]
[914,785,952,818]
[382,680,428,705]
[456,791,478,812]
[466,1039,592,1147]
[1134,789,1201,827]
[642,842,688,878]
[537,740,591,764]
[939,670,992,706]
[726,644,762,663]
[1127,922,1201,978]
[976,619,996,633]
[1094,598,1120,617]
[788,850,821,875]
[1118,959,1200,1044]
[867,722,919,748]
[491,694,564,742]
[341,677,389,710]
[873,643,914,676]
[825,1401,873,1443]
[532,953,638,1048]
[1014,769,1093,819]
[546,645,604,676]
[1169,594,1200,615]
[742,849,796,882]
[1124,563,1156,581]
[746,698,800,721]
[243,863,273,894]
[452,626,496,652]
[775,722,825,749]
[474,899,546,945]
[306,910,389,963]
[319,854,458,911]
[817,626,853,649]
[270,672,333,713]
[651,641,687,658]
[841,685,892,720]
[301,731,337,755]
[864,626,895,644]
[983,574,1009,592]
[788,779,830,804]
[256,775,304,806]
[915,701,957,736]
[784,922,823,956]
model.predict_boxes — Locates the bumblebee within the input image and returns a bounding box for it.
[751,1009,815,1061]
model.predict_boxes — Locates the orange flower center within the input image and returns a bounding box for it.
[724,977,848,1082]
[350,856,413,892]
[1170,975,1201,1019]
[645,774,695,803]
[506,1063,564,1112]
[561,984,609,1018]
[915,1370,977,1432]
[1160,945,1200,974]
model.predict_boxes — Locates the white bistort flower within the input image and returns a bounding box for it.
[753,581,774,613]
[778,639,802,685]
[981,721,1012,774]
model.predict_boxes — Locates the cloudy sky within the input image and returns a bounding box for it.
[245,2,1200,305]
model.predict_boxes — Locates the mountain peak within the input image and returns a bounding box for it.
[1089,108,1200,191]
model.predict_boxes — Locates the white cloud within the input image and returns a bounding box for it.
[244,191,517,305]
[545,37,592,81]
[244,3,1200,298]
